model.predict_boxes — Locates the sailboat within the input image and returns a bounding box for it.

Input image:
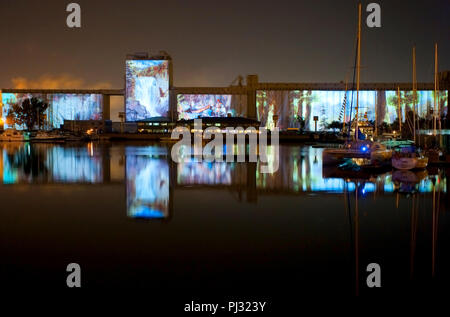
[323,3,392,167]
[391,46,429,170]
[392,145,428,170]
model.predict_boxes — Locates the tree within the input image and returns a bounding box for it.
[7,97,49,131]
[295,115,305,132]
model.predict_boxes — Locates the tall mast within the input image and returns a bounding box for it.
[413,46,416,143]
[433,43,438,136]
[355,3,361,141]
[435,43,441,146]
[397,86,402,135]
[375,93,378,137]
[343,81,348,132]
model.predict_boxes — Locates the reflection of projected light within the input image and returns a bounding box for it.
[127,157,170,219]
[177,94,232,120]
[48,147,102,183]
[1,145,102,184]
[125,60,169,121]
[2,151,18,184]
[177,160,232,185]
[131,206,164,219]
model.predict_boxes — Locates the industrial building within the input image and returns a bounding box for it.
[1,52,449,133]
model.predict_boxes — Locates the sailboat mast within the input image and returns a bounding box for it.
[433,43,438,136]
[343,81,348,132]
[398,86,402,135]
[413,46,416,143]
[435,43,442,146]
[355,3,361,141]
[375,93,378,137]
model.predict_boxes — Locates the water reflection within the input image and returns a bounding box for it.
[1,141,447,238]
[126,155,171,219]
[1,143,103,184]
[1,142,447,203]
[1,142,449,292]
[177,160,234,185]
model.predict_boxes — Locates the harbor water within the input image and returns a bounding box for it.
[1,142,449,295]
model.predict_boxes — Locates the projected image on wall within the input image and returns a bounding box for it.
[2,93,45,129]
[126,156,170,219]
[256,90,448,131]
[177,94,232,120]
[50,94,102,128]
[125,60,169,121]
[1,92,103,129]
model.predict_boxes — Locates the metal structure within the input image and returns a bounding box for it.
[1,72,448,123]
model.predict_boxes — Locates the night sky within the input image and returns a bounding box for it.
[0,0,448,89]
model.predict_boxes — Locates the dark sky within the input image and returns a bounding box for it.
[0,0,449,89]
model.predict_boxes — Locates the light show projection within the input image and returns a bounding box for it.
[256,90,449,131]
[2,93,45,129]
[1,93,102,129]
[125,60,169,121]
[49,94,102,128]
[126,156,170,219]
[178,94,231,120]
[177,94,247,119]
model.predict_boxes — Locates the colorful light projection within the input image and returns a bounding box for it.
[1,93,103,129]
[1,93,45,129]
[177,94,247,120]
[126,156,170,219]
[49,94,102,128]
[256,90,448,131]
[177,94,231,120]
[125,60,169,121]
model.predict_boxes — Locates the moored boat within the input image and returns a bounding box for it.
[323,140,392,167]
[0,129,26,142]
[30,131,66,142]
[391,145,428,170]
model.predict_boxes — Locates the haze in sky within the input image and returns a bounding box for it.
[0,0,448,90]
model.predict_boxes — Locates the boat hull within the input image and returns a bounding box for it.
[0,138,25,142]
[392,157,417,170]
[322,149,370,165]
[323,148,392,167]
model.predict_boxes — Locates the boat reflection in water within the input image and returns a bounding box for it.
[1,142,449,293]
[392,169,429,194]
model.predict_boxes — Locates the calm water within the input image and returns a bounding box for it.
[1,142,449,296]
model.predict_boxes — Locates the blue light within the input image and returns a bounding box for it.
[361,146,367,152]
